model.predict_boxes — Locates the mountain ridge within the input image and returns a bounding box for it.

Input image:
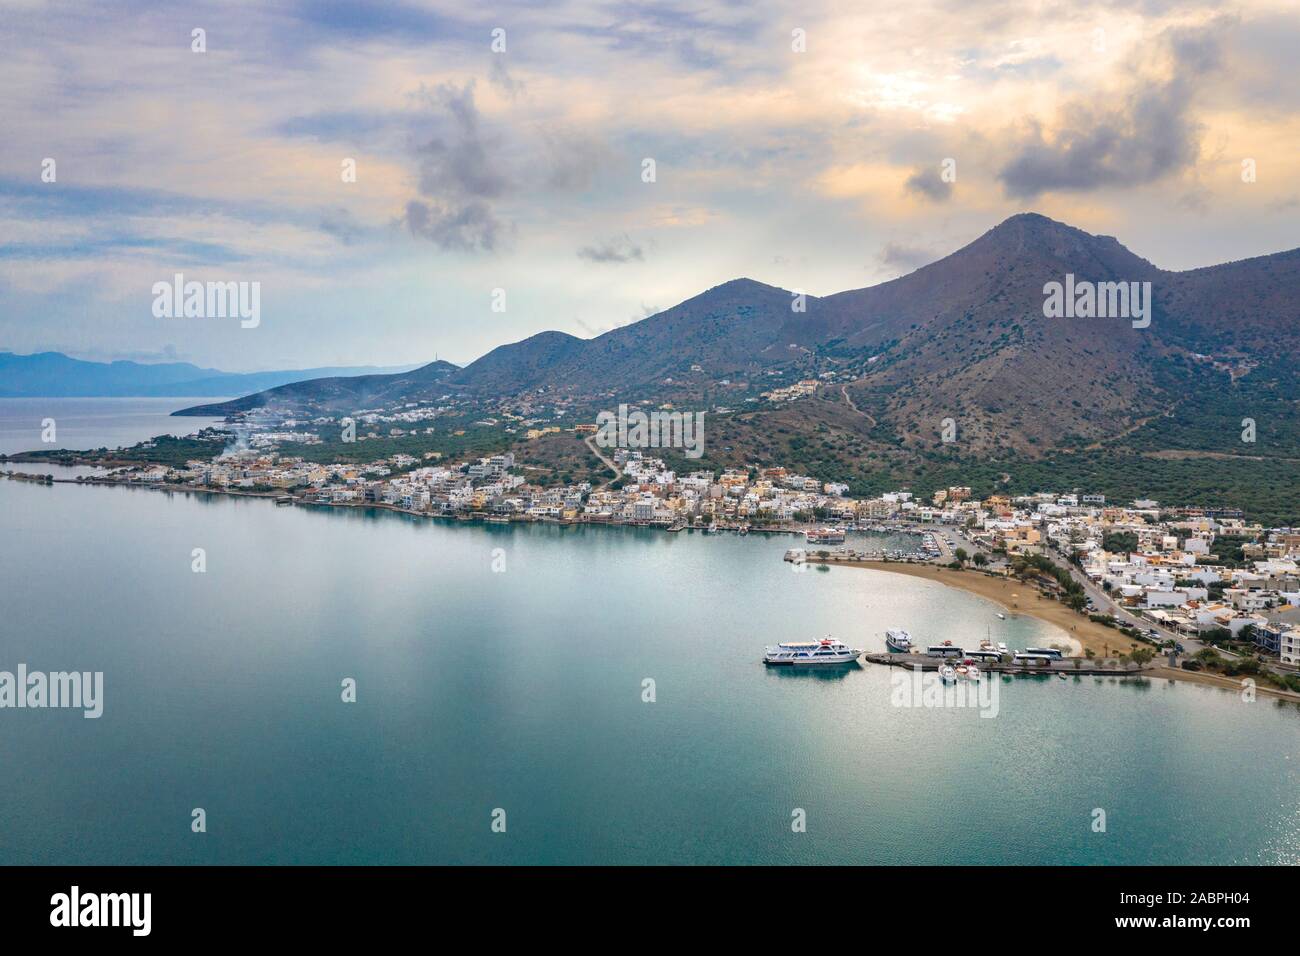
[0,351,427,398]
[173,212,1300,474]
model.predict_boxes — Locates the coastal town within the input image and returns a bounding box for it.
[9,425,1300,691]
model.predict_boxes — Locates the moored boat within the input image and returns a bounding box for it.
[764,637,862,666]
[885,627,913,652]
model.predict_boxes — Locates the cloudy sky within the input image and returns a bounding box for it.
[2,0,1297,371]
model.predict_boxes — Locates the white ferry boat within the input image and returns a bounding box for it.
[764,637,862,666]
[885,628,913,652]
[805,527,846,545]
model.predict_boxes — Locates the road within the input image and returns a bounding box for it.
[583,435,621,489]
[1038,545,1231,660]
[904,524,1245,665]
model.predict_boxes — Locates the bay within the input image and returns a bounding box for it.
[2,475,1298,865]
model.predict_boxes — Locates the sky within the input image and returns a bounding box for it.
[1,0,1297,372]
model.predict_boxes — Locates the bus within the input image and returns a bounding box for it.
[1013,652,1056,666]
[1023,647,1064,660]
[926,645,964,658]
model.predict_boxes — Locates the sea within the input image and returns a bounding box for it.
[1,398,1298,864]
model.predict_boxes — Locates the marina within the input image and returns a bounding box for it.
[862,651,1154,677]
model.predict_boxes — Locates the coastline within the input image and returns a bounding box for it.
[837,560,1137,657]
[840,561,1300,702]
[12,469,1300,705]
[1147,665,1300,704]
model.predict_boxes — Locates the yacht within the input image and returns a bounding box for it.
[764,637,862,666]
[885,628,914,653]
[940,665,957,683]
[805,527,846,545]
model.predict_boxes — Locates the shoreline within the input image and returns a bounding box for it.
[1,469,925,538]
[11,469,1300,706]
[837,560,1138,657]
[840,561,1300,702]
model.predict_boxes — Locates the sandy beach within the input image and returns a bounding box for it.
[838,560,1142,657]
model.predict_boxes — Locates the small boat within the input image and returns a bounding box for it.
[885,628,913,652]
[995,612,1006,620]
[1058,673,1067,680]
[764,637,862,666]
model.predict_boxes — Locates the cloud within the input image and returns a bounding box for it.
[997,25,1223,199]
[904,165,953,202]
[403,82,508,252]
[542,128,613,192]
[404,199,502,253]
[488,57,524,98]
[877,242,936,272]
[319,207,362,245]
[577,234,644,263]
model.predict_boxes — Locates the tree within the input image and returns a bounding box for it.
[1067,593,1087,612]
[1194,647,1223,668]
[954,547,968,565]
[973,552,988,567]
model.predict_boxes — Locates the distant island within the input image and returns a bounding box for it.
[0,350,422,398]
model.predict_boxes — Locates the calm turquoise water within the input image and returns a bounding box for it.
[2,477,1299,865]
[0,397,228,455]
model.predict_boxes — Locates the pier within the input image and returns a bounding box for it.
[863,652,1153,677]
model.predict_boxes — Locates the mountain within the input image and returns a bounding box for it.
[174,213,1300,473]
[174,360,462,416]
[0,352,422,397]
